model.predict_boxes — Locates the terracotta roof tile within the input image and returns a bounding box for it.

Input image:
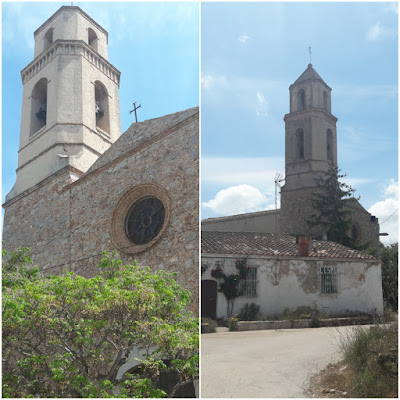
[202,231,375,260]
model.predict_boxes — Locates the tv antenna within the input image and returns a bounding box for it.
[274,173,285,233]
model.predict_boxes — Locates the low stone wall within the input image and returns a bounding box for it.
[201,323,211,333]
[236,316,373,331]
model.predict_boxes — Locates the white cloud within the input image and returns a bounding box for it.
[386,3,398,14]
[2,3,53,54]
[238,34,250,44]
[201,72,228,91]
[338,125,395,163]
[201,71,288,115]
[366,21,396,42]
[345,177,375,188]
[256,91,269,117]
[334,83,397,100]
[203,184,272,215]
[368,180,398,245]
[202,156,284,187]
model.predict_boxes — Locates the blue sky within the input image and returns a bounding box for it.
[201,2,398,244]
[2,1,199,205]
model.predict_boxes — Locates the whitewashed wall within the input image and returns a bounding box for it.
[202,254,384,319]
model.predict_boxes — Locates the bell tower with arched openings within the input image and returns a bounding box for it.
[6,6,121,201]
[280,63,338,236]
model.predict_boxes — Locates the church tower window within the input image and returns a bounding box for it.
[327,129,333,161]
[30,78,48,136]
[323,91,328,111]
[43,28,53,51]
[88,28,98,51]
[297,89,305,111]
[94,81,110,134]
[296,129,304,159]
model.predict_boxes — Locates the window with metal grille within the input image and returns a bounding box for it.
[241,267,257,296]
[320,266,338,294]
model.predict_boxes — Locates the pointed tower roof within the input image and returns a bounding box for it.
[292,63,331,89]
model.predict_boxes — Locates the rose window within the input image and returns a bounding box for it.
[124,197,165,245]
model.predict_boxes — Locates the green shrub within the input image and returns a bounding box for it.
[238,303,260,321]
[310,312,321,328]
[340,323,398,397]
[228,317,238,331]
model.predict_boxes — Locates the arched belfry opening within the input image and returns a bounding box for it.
[43,28,53,51]
[295,128,305,159]
[88,28,98,51]
[95,81,110,134]
[30,78,48,136]
[297,89,305,111]
[327,129,333,161]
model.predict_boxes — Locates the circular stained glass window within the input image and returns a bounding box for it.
[125,196,165,245]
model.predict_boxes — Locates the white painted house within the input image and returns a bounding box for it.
[201,231,384,320]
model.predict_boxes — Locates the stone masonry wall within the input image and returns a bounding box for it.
[3,108,199,312]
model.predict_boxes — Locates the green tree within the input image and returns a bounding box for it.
[377,242,398,311]
[308,162,359,249]
[2,248,198,398]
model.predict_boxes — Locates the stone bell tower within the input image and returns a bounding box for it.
[280,63,338,236]
[6,6,121,201]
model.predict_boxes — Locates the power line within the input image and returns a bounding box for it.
[380,208,398,225]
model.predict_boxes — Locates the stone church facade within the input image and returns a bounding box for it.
[203,63,378,246]
[3,7,199,309]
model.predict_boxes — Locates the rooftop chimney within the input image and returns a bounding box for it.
[298,236,311,257]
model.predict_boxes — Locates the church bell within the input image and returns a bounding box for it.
[36,98,47,120]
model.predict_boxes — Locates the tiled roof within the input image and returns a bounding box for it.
[293,64,329,88]
[202,209,278,223]
[202,231,375,260]
[86,107,198,174]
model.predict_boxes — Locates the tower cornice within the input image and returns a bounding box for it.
[283,108,338,124]
[21,40,121,86]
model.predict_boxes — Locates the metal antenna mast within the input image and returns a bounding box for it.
[308,46,312,64]
[274,173,285,233]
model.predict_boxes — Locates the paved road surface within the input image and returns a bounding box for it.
[201,326,357,398]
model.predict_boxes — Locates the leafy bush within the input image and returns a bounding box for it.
[238,303,260,321]
[228,317,238,331]
[2,248,198,398]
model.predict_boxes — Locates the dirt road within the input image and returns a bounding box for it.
[201,326,356,398]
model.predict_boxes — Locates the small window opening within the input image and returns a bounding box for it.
[320,266,338,294]
[88,28,98,51]
[327,129,333,161]
[323,91,328,111]
[94,81,110,134]
[43,28,53,51]
[297,89,305,111]
[240,267,257,296]
[296,129,305,159]
[30,78,48,135]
